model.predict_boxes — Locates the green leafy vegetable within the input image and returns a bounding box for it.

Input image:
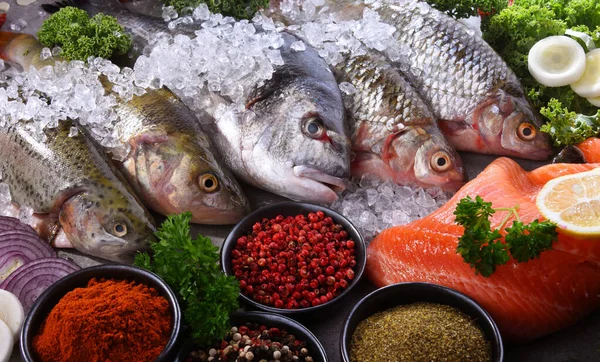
[425,0,507,19]
[134,212,239,346]
[37,6,132,61]
[539,98,600,146]
[454,196,558,277]
[161,0,269,19]
[483,1,599,112]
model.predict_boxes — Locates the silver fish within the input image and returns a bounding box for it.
[333,51,465,190]
[277,0,552,160]
[0,121,156,263]
[44,0,352,204]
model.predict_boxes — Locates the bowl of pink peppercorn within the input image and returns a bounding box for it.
[221,202,366,316]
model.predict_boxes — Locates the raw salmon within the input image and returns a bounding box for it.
[576,138,600,163]
[367,157,600,342]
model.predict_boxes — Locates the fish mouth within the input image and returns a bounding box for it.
[288,165,348,204]
[293,165,348,194]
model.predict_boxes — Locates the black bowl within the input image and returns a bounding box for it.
[341,283,503,362]
[220,201,366,317]
[175,311,328,362]
[20,264,182,362]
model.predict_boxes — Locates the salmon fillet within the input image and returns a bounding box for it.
[367,157,600,342]
[577,138,600,163]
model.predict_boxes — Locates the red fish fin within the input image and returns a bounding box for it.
[0,13,6,29]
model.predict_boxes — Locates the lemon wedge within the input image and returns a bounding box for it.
[537,168,600,236]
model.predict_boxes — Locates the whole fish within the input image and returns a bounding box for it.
[0,31,250,224]
[0,121,156,263]
[43,0,352,205]
[333,52,465,190]
[288,0,552,160]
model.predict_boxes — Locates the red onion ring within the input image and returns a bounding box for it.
[0,258,80,313]
[0,230,56,282]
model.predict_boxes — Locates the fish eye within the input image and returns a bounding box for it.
[302,117,326,139]
[430,151,452,172]
[199,173,219,193]
[517,123,537,141]
[112,222,128,238]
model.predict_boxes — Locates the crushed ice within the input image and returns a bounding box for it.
[330,175,452,242]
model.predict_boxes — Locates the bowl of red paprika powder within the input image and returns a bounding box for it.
[20,264,182,362]
[221,201,366,318]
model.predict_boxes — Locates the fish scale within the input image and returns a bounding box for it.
[332,51,465,189]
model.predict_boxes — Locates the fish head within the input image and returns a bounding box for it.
[244,77,351,204]
[128,134,250,225]
[387,127,465,190]
[59,192,157,263]
[476,89,552,160]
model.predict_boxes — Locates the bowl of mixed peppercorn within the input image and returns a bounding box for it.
[341,282,504,362]
[176,311,328,362]
[221,202,366,316]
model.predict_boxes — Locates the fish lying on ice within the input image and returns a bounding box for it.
[295,0,552,160]
[0,31,250,224]
[44,0,352,205]
[332,51,466,190]
[367,157,600,341]
[0,121,157,263]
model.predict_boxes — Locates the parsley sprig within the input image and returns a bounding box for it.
[135,212,239,346]
[454,196,558,277]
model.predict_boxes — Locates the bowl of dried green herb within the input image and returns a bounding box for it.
[340,282,503,362]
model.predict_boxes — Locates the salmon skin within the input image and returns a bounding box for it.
[367,157,600,342]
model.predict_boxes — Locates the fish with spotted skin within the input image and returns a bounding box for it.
[0,121,156,263]
[333,52,465,190]
[43,0,352,205]
[0,31,250,224]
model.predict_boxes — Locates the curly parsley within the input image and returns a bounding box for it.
[135,212,239,346]
[454,196,558,277]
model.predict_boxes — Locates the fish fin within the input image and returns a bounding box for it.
[50,228,74,248]
[0,13,6,29]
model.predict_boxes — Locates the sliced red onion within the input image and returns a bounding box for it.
[0,230,57,282]
[0,216,38,237]
[0,258,80,313]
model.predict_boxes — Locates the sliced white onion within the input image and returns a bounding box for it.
[528,36,586,87]
[565,29,596,52]
[571,49,600,98]
[0,319,13,362]
[588,96,600,107]
[0,289,24,341]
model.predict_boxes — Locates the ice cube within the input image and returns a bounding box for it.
[192,3,210,20]
[18,206,34,226]
[0,183,11,204]
[10,19,27,32]
[290,41,306,52]
[40,48,52,61]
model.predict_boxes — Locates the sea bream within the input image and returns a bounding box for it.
[0,121,156,263]
[0,31,250,224]
[44,0,352,204]
[333,51,466,190]
[299,0,552,160]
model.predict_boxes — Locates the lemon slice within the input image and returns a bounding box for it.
[537,168,600,236]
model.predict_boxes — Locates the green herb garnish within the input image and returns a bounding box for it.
[454,196,558,277]
[37,6,132,61]
[540,98,600,147]
[134,212,239,346]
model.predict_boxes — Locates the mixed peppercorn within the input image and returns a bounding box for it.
[231,211,357,309]
[186,323,315,362]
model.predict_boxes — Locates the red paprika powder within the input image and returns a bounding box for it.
[33,277,172,362]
